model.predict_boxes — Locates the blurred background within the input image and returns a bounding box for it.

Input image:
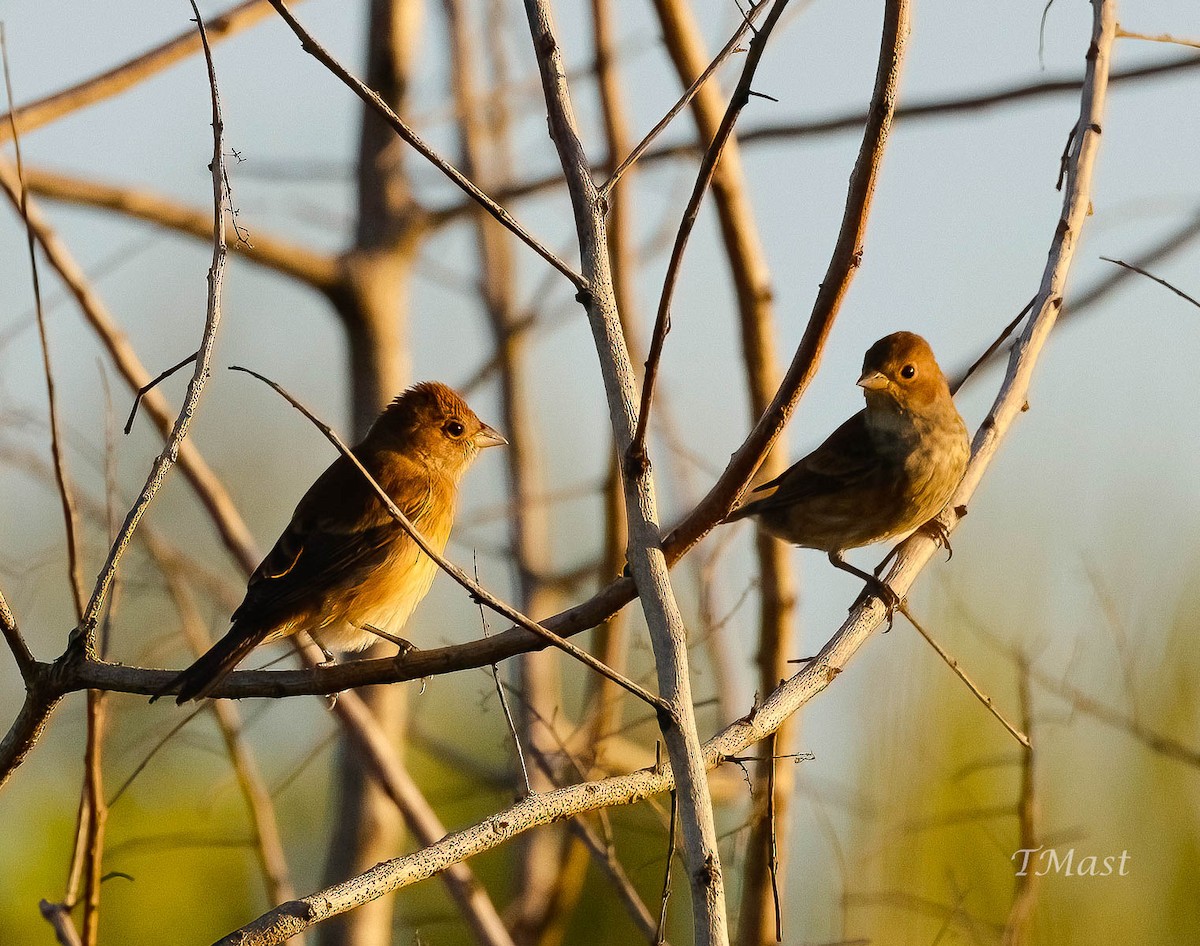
[1,0,1198,943]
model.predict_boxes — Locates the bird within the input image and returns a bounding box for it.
[159,381,506,703]
[724,331,970,609]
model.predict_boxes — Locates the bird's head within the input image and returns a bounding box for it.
[370,381,506,478]
[856,331,951,414]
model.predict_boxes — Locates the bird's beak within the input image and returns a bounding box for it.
[856,370,889,391]
[473,423,508,448]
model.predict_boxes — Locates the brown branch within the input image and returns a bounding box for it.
[0,584,36,682]
[0,162,260,575]
[21,166,341,291]
[0,0,288,143]
[629,0,791,472]
[600,1,771,194]
[2,30,88,621]
[900,604,1029,747]
[1002,657,1039,946]
[1099,254,1200,309]
[265,0,585,289]
[429,53,1200,227]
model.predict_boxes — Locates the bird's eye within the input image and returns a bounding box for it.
[443,420,466,438]
[899,364,916,380]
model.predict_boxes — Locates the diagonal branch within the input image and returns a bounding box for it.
[628,0,790,472]
[0,0,292,143]
[0,162,260,574]
[265,0,584,289]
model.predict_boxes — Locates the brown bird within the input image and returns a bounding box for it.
[725,331,969,607]
[162,381,505,703]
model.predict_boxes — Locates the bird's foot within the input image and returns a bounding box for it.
[316,644,337,668]
[920,519,954,561]
[851,576,903,631]
[325,691,340,710]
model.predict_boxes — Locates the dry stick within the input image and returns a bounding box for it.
[0,167,260,574]
[1099,255,1200,309]
[0,583,36,683]
[475,555,531,796]
[323,683,517,946]
[4,33,101,946]
[1002,658,1039,946]
[264,0,584,290]
[123,352,198,434]
[521,0,733,939]
[898,604,1030,748]
[21,167,340,291]
[0,0,291,143]
[600,0,770,195]
[214,8,1117,942]
[628,0,790,472]
[1116,28,1200,51]
[1,27,87,621]
[765,731,782,944]
[229,364,667,712]
[76,2,229,645]
[655,789,678,946]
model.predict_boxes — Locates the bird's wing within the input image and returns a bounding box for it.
[740,410,880,513]
[232,453,436,628]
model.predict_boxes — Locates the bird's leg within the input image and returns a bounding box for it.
[362,624,416,657]
[315,642,337,667]
[829,550,902,628]
[918,518,953,560]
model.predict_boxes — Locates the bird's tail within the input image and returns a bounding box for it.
[154,625,262,704]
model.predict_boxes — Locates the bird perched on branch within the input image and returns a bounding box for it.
[725,331,969,608]
[160,381,506,703]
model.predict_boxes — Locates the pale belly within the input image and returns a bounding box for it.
[263,539,443,653]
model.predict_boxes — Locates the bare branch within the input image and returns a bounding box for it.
[0,0,288,143]
[629,0,791,472]
[2,27,88,620]
[21,166,341,291]
[264,0,585,288]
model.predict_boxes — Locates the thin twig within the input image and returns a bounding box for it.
[0,0,290,144]
[600,1,770,195]
[1,25,87,620]
[0,588,36,682]
[628,0,790,472]
[475,553,531,796]
[264,0,584,289]
[1099,255,1200,309]
[77,3,232,637]
[1116,27,1200,51]
[655,790,678,946]
[123,352,199,434]
[229,365,668,712]
[900,604,1029,748]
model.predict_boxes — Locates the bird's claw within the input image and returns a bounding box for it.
[920,519,953,561]
[851,577,903,631]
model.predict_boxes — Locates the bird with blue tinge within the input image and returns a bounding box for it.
[159,381,505,704]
